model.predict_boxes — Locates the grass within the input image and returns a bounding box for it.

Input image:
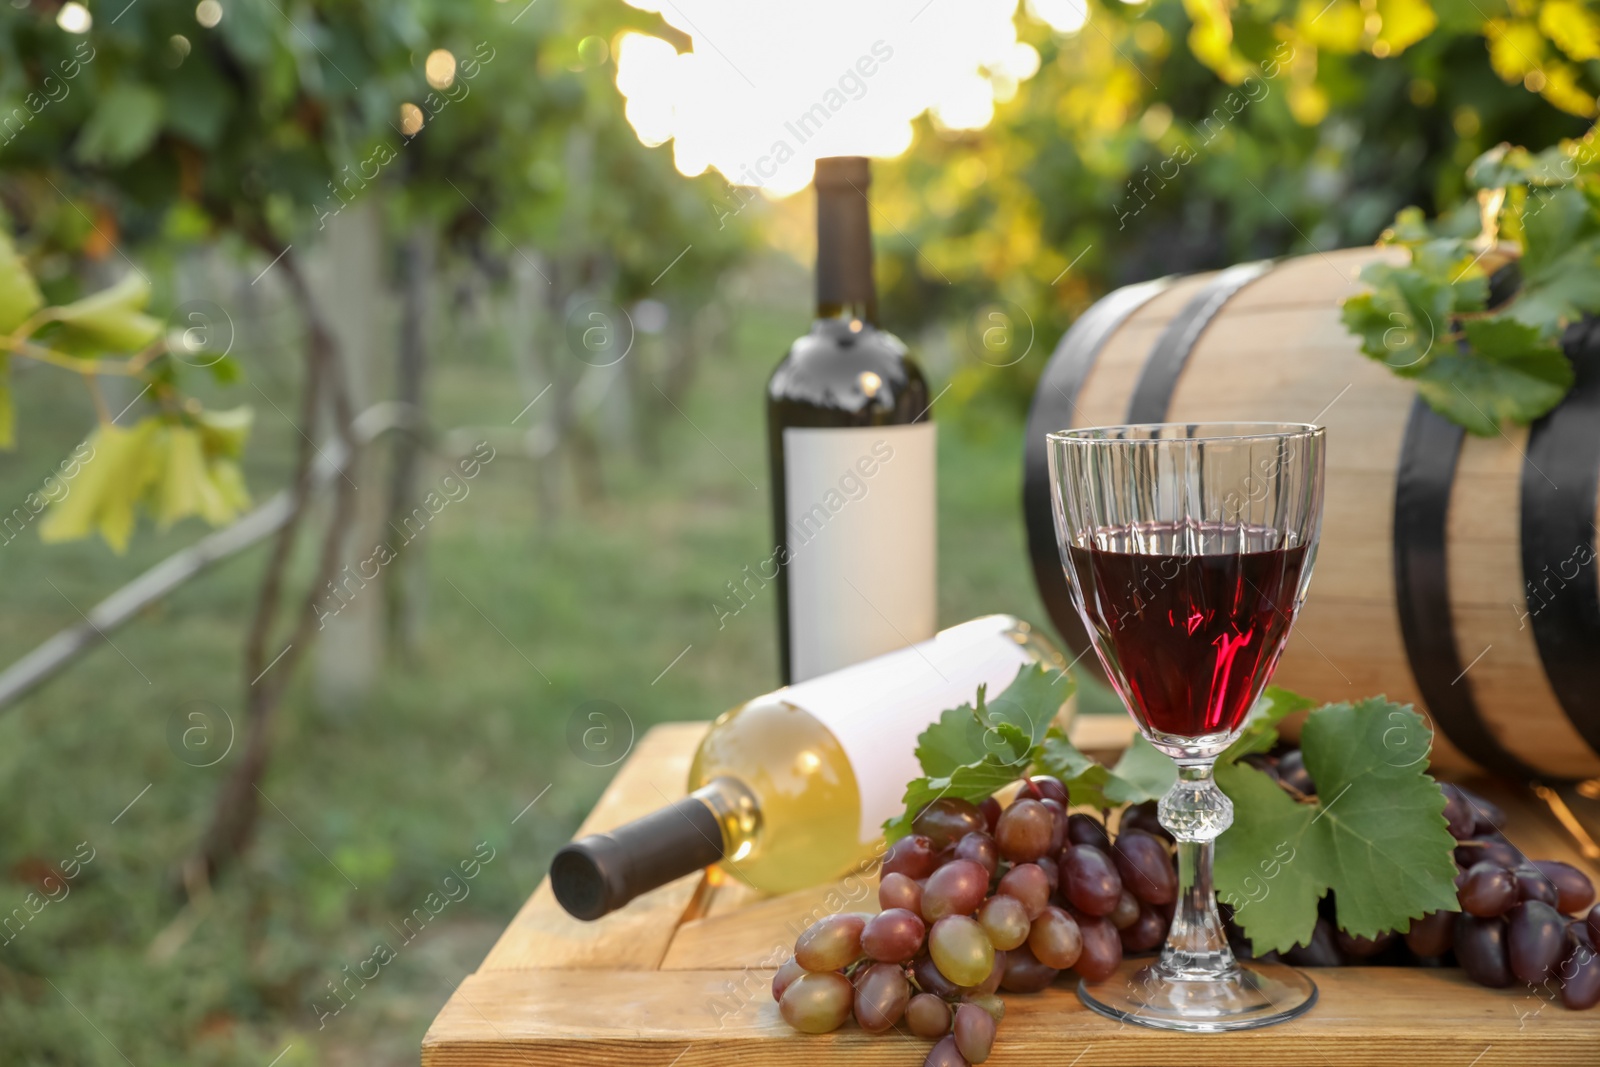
[0,255,1095,1065]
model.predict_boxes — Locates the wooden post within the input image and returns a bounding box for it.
[309,201,387,712]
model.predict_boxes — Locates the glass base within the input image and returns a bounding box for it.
[1077,958,1318,1032]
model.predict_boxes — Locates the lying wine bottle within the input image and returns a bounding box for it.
[550,615,1064,921]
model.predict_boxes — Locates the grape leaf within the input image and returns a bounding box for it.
[1215,698,1459,953]
[887,665,1073,841]
[50,274,164,353]
[1106,734,1176,800]
[1504,185,1600,334]
[1221,686,1316,764]
[1033,730,1144,810]
[1340,266,1451,373]
[1413,318,1573,434]
[885,721,1033,843]
[913,664,1071,777]
[985,664,1073,749]
[0,231,43,335]
[0,355,12,450]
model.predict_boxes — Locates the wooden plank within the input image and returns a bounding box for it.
[478,723,710,971]
[422,966,1600,1066]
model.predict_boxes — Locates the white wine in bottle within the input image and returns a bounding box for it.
[550,615,1066,920]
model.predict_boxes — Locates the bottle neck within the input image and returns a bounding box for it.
[814,156,877,325]
[692,776,762,863]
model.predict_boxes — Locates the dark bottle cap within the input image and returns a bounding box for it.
[813,156,876,322]
[549,794,726,921]
[814,155,871,189]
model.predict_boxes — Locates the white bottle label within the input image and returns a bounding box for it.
[787,616,1039,843]
[783,422,937,684]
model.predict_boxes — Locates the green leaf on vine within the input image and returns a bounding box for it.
[0,357,12,450]
[0,232,43,336]
[50,273,163,353]
[1215,698,1460,953]
[1413,318,1573,434]
[886,665,1073,842]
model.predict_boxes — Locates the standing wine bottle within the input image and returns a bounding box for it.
[550,616,1064,921]
[767,156,936,685]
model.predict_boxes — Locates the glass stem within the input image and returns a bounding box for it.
[1157,758,1238,981]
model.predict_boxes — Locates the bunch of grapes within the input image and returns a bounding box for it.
[773,775,1180,1066]
[1237,748,1600,1008]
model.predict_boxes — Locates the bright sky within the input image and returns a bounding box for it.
[614,0,1081,196]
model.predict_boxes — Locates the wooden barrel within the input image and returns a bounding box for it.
[1023,246,1600,781]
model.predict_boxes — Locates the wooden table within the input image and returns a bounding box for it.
[423,719,1600,1065]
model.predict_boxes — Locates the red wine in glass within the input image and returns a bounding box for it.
[1065,522,1309,739]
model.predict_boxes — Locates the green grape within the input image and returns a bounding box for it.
[977,894,1030,951]
[929,915,996,988]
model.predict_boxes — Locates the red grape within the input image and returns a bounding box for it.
[1462,789,1506,834]
[1561,945,1600,1010]
[1029,774,1070,806]
[1111,830,1176,906]
[912,953,962,999]
[924,1034,967,1067]
[1062,844,1123,916]
[1042,799,1068,856]
[1404,910,1454,958]
[884,835,940,880]
[1119,800,1172,843]
[1283,919,1344,968]
[1514,866,1560,907]
[965,993,1005,1021]
[906,992,951,1038]
[779,971,854,1033]
[1071,911,1122,980]
[1066,813,1111,850]
[978,795,1002,834]
[1458,862,1517,917]
[1334,929,1393,958]
[929,915,996,987]
[1119,905,1166,953]
[772,956,806,1002]
[914,798,987,848]
[954,1002,997,1064]
[1533,860,1596,915]
[997,863,1049,920]
[1455,913,1512,988]
[1589,907,1600,946]
[1508,901,1566,985]
[1108,890,1140,931]
[862,908,927,964]
[880,871,924,914]
[1277,749,1314,795]
[1028,905,1083,970]
[998,942,1059,993]
[853,962,911,1033]
[1036,855,1060,893]
[794,913,866,971]
[1456,837,1520,870]
[977,893,1030,951]
[954,832,999,877]
[1440,783,1476,840]
[923,860,989,922]
[995,799,1053,863]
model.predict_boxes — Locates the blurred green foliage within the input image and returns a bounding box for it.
[868,0,1597,416]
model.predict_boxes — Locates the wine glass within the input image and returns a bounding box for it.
[1046,422,1325,1031]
